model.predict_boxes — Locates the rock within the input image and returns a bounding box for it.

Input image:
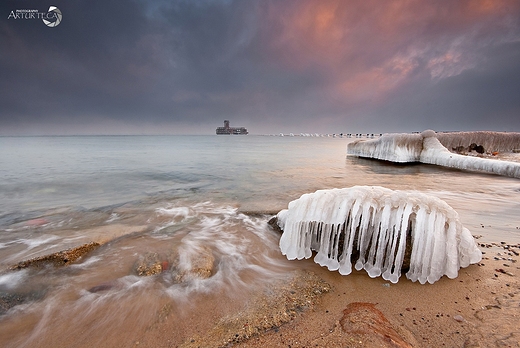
[172,246,215,282]
[134,246,215,280]
[339,302,413,348]
[469,143,485,154]
[134,252,163,276]
[0,292,27,316]
[0,289,47,316]
[88,281,117,293]
[267,216,283,234]
[9,242,100,270]
[453,314,465,322]
[453,145,466,154]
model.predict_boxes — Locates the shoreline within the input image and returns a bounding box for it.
[2,227,518,347]
[245,244,519,348]
[1,213,518,347]
[131,242,519,348]
[236,244,519,348]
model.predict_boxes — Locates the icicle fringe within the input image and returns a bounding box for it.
[277,186,482,284]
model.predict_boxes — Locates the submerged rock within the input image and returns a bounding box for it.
[134,252,163,276]
[340,302,413,347]
[134,246,215,282]
[9,242,100,270]
[0,288,48,316]
[1,242,99,315]
[1,293,26,316]
[171,246,215,282]
[87,284,113,293]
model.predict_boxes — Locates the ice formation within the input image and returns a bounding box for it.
[436,131,520,153]
[277,186,482,284]
[347,130,520,178]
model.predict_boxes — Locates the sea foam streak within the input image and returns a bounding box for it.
[347,130,520,178]
[277,186,482,284]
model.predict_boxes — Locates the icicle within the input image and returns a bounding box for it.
[277,186,482,284]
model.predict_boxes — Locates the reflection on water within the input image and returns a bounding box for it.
[347,156,428,175]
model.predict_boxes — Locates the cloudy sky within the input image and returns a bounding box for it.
[2,0,520,135]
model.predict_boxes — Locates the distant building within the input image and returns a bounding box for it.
[216,120,248,135]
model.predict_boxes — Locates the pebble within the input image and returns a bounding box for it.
[495,268,515,276]
[453,315,465,322]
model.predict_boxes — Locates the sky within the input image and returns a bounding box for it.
[1,0,520,135]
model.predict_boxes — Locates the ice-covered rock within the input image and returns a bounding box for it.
[347,130,520,178]
[277,186,482,284]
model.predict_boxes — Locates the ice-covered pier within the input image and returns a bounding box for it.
[347,130,520,178]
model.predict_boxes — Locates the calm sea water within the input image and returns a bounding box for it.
[0,135,519,347]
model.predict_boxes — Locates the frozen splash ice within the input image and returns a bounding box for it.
[277,186,482,284]
[347,130,520,178]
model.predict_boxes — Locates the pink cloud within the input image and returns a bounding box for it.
[257,0,520,103]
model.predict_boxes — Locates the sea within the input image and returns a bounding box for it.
[0,135,519,347]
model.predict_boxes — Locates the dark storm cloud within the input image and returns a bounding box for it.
[1,1,155,129]
[369,40,520,133]
[1,0,520,134]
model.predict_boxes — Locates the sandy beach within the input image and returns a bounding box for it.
[130,240,519,348]
[245,244,519,348]
[1,226,517,348]
[2,213,518,348]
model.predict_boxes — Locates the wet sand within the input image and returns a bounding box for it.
[133,242,519,348]
[1,213,518,348]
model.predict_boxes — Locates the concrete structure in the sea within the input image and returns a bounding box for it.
[216,120,248,135]
[347,130,520,178]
